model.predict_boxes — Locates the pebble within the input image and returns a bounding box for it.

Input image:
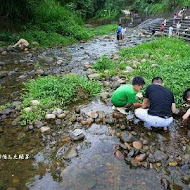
[135,153,147,162]
[31,100,40,105]
[181,175,190,184]
[40,126,50,133]
[45,114,56,120]
[168,161,178,167]
[133,141,143,150]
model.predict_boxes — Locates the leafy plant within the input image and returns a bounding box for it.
[20,74,102,124]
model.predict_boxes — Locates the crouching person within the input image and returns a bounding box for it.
[135,77,178,131]
[111,76,145,114]
[182,88,190,122]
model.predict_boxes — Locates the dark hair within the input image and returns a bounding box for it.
[152,77,163,84]
[183,88,190,101]
[119,23,121,26]
[132,76,145,86]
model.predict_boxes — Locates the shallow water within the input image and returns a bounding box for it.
[0,33,189,190]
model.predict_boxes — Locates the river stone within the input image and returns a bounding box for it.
[42,56,54,64]
[0,108,14,115]
[12,116,21,126]
[169,184,182,190]
[153,150,169,162]
[24,107,32,112]
[34,120,44,128]
[31,100,40,106]
[52,108,63,115]
[135,153,147,162]
[87,111,98,119]
[2,51,7,55]
[133,141,143,150]
[35,69,44,75]
[100,92,110,100]
[104,115,114,124]
[45,114,56,120]
[0,47,3,52]
[57,113,67,119]
[64,146,78,159]
[168,161,178,167]
[111,81,120,89]
[40,126,50,133]
[121,132,134,143]
[151,64,158,68]
[88,73,100,80]
[28,125,34,130]
[125,66,134,72]
[71,134,85,141]
[0,71,8,78]
[181,175,190,184]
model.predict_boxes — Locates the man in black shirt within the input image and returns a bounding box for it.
[135,77,178,130]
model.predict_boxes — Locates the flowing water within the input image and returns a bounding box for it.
[0,31,189,190]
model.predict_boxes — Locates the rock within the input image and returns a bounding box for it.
[55,119,62,125]
[168,161,178,167]
[141,59,146,63]
[121,132,134,143]
[0,108,14,115]
[12,39,29,50]
[160,177,170,190]
[0,71,8,78]
[104,115,114,124]
[144,54,150,58]
[2,51,7,55]
[112,112,123,119]
[52,108,63,115]
[125,66,134,72]
[31,100,40,106]
[24,107,32,112]
[88,73,101,80]
[28,125,34,130]
[151,64,158,68]
[35,69,44,75]
[64,147,78,159]
[87,111,98,119]
[42,57,54,64]
[169,183,182,190]
[117,79,126,84]
[135,153,147,162]
[57,113,67,119]
[153,150,169,162]
[111,81,120,89]
[181,175,190,184]
[75,107,81,114]
[40,126,50,133]
[12,117,21,126]
[133,141,143,150]
[100,92,110,100]
[114,150,124,160]
[7,45,14,51]
[45,114,56,120]
[31,41,39,48]
[0,47,4,53]
[34,120,44,128]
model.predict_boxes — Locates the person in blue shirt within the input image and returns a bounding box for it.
[117,24,122,42]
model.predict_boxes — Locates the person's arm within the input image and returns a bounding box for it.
[132,102,142,107]
[172,103,179,114]
[142,98,149,109]
[182,109,190,121]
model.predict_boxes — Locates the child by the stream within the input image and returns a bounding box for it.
[182,88,190,122]
[111,76,145,114]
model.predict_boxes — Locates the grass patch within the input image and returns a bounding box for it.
[21,74,102,125]
[94,37,190,106]
[88,24,117,37]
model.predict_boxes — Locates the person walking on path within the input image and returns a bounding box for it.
[116,24,122,44]
[168,25,174,37]
[135,77,179,131]
[176,21,181,36]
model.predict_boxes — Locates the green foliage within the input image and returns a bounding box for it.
[93,56,115,71]
[88,24,117,37]
[95,37,190,106]
[21,74,102,124]
[0,31,14,41]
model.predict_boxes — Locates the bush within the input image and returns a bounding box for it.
[93,56,115,71]
[20,74,102,124]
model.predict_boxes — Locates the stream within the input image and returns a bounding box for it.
[0,29,189,190]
